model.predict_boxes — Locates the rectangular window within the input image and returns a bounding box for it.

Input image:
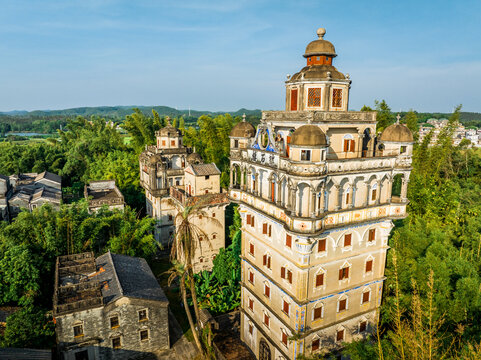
[371,188,377,201]
[301,150,311,161]
[287,269,293,284]
[168,214,173,221]
[140,329,149,341]
[281,266,286,279]
[263,223,268,234]
[264,313,270,328]
[249,243,254,256]
[312,338,320,351]
[307,88,322,107]
[138,309,148,322]
[251,216,255,227]
[112,337,121,349]
[246,214,251,225]
[400,145,407,154]
[249,271,254,284]
[290,89,298,111]
[283,300,290,315]
[162,140,166,146]
[360,321,367,333]
[212,234,216,239]
[332,88,343,108]
[286,234,292,248]
[282,331,288,346]
[336,329,344,342]
[248,298,254,311]
[318,239,326,252]
[205,175,210,180]
[368,229,376,242]
[234,139,239,148]
[212,212,216,218]
[249,323,254,335]
[344,234,352,247]
[264,284,270,298]
[362,291,370,304]
[339,267,349,280]
[73,325,83,337]
[345,192,350,205]
[315,273,324,287]
[110,316,119,329]
[263,254,271,269]
[314,306,322,320]
[339,299,347,312]
[366,260,373,273]
[343,139,355,152]
[171,140,175,146]
[268,225,272,237]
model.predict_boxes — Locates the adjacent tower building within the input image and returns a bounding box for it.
[229,28,413,359]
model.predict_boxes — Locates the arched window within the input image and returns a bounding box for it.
[313,302,324,320]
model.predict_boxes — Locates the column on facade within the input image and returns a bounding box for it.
[350,183,356,208]
[335,185,341,211]
[310,187,316,217]
[375,180,382,205]
[366,184,371,206]
[357,130,364,157]
[291,186,298,215]
[323,83,332,111]
[240,168,245,190]
[230,167,234,188]
[401,177,409,201]
[254,172,259,196]
[387,176,393,202]
[318,183,326,215]
[277,180,282,205]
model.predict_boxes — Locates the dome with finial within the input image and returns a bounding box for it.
[379,124,414,143]
[290,125,328,147]
[187,152,203,164]
[230,114,256,138]
[159,122,181,137]
[303,28,337,58]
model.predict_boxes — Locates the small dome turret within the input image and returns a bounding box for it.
[160,124,181,137]
[187,152,203,164]
[380,124,414,143]
[304,28,337,58]
[230,118,256,138]
[290,124,327,147]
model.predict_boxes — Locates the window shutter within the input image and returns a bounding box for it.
[287,270,293,283]
[366,260,373,273]
[363,291,370,304]
[344,233,352,247]
[345,267,349,278]
[265,285,270,298]
[286,234,292,248]
[263,254,267,266]
[318,239,326,252]
[290,89,298,111]
[316,273,324,287]
[337,329,344,341]
[263,223,267,234]
[339,268,343,280]
[281,267,286,279]
[246,214,251,225]
[344,139,349,152]
[249,243,254,255]
[350,139,355,152]
[251,216,255,227]
[268,225,272,237]
[314,307,322,320]
[283,301,289,315]
[267,256,271,269]
[369,229,375,241]
[282,331,288,345]
[339,299,346,311]
[371,189,377,201]
[249,298,253,310]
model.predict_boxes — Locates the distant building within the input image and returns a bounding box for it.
[0,171,62,220]
[139,123,229,270]
[418,118,476,146]
[170,163,229,272]
[85,180,125,213]
[53,251,169,360]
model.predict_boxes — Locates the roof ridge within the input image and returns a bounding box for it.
[107,251,124,297]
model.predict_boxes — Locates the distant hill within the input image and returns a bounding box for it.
[0,106,262,120]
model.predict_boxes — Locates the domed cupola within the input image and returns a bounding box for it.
[378,116,414,157]
[290,124,328,147]
[285,27,351,113]
[230,114,256,149]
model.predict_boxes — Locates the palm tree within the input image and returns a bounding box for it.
[170,200,220,357]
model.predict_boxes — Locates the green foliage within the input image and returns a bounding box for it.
[122,109,162,153]
[0,307,55,349]
[402,110,419,141]
[194,230,241,314]
[374,99,395,133]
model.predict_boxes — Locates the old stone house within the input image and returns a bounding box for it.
[84,180,125,213]
[53,252,169,360]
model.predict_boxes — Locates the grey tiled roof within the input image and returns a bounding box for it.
[187,163,221,176]
[95,252,168,304]
[35,171,61,184]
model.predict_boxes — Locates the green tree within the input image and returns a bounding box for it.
[375,100,395,133]
[402,110,419,141]
[1,307,55,349]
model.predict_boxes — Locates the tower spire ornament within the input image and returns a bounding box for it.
[242,113,246,122]
[396,113,401,124]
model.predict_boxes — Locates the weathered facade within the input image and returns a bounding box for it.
[0,171,62,221]
[85,180,125,213]
[170,163,229,272]
[230,28,413,359]
[139,124,203,245]
[54,252,169,360]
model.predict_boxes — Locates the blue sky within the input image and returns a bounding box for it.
[1,0,480,113]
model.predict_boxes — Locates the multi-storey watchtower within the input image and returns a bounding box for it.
[229,28,413,359]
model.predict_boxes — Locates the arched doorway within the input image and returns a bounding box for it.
[259,339,271,360]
